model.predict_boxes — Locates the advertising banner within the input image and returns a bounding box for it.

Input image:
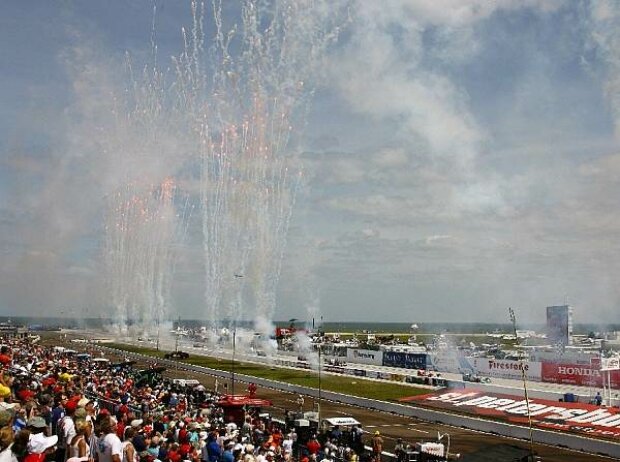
[427,350,466,373]
[346,348,383,366]
[402,389,620,439]
[542,362,604,387]
[601,357,620,372]
[382,351,428,369]
[470,358,542,381]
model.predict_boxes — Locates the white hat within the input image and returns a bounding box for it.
[0,402,18,411]
[78,398,91,407]
[199,431,208,440]
[28,433,58,454]
[131,419,143,428]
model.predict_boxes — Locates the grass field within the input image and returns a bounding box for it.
[109,343,430,402]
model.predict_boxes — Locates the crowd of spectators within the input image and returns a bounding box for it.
[0,336,384,462]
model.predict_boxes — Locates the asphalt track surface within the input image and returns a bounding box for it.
[52,333,619,461]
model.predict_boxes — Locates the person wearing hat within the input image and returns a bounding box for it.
[393,438,406,462]
[56,398,77,462]
[371,431,383,462]
[25,433,58,462]
[296,395,304,412]
[0,412,13,432]
[26,418,47,435]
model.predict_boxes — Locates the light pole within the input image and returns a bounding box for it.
[231,324,236,396]
[509,307,535,460]
[317,343,322,422]
[231,273,243,396]
[156,316,160,351]
[317,315,323,422]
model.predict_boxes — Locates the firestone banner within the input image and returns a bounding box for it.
[402,389,620,439]
[471,358,542,381]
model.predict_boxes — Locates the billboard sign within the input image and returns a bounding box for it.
[542,362,620,388]
[402,389,620,439]
[601,357,620,372]
[542,362,602,386]
[382,351,428,369]
[470,358,542,381]
[346,348,383,366]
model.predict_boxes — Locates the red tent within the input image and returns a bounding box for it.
[217,394,273,425]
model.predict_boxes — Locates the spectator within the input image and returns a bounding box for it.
[393,438,406,462]
[0,348,12,367]
[595,392,603,406]
[26,418,47,436]
[121,427,137,462]
[25,433,58,462]
[371,431,383,462]
[306,436,320,455]
[68,420,90,459]
[97,417,123,462]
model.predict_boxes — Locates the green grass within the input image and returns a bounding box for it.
[109,343,429,402]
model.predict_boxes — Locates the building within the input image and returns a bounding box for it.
[0,322,28,338]
[546,305,573,347]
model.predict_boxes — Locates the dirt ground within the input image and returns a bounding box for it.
[46,334,616,461]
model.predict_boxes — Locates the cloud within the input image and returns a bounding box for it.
[587,1,620,139]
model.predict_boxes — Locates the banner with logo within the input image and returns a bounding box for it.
[541,362,620,388]
[346,348,383,366]
[401,389,620,439]
[382,351,428,369]
[601,357,620,371]
[470,358,542,381]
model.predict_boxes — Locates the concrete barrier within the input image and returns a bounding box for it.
[101,346,620,458]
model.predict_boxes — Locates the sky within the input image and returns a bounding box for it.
[1,1,620,325]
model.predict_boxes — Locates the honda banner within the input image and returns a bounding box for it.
[541,362,620,388]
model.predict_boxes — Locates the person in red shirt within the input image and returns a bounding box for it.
[306,435,321,455]
[247,383,257,398]
[24,433,58,462]
[167,443,181,462]
[271,428,283,448]
[116,414,127,440]
[0,346,12,367]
